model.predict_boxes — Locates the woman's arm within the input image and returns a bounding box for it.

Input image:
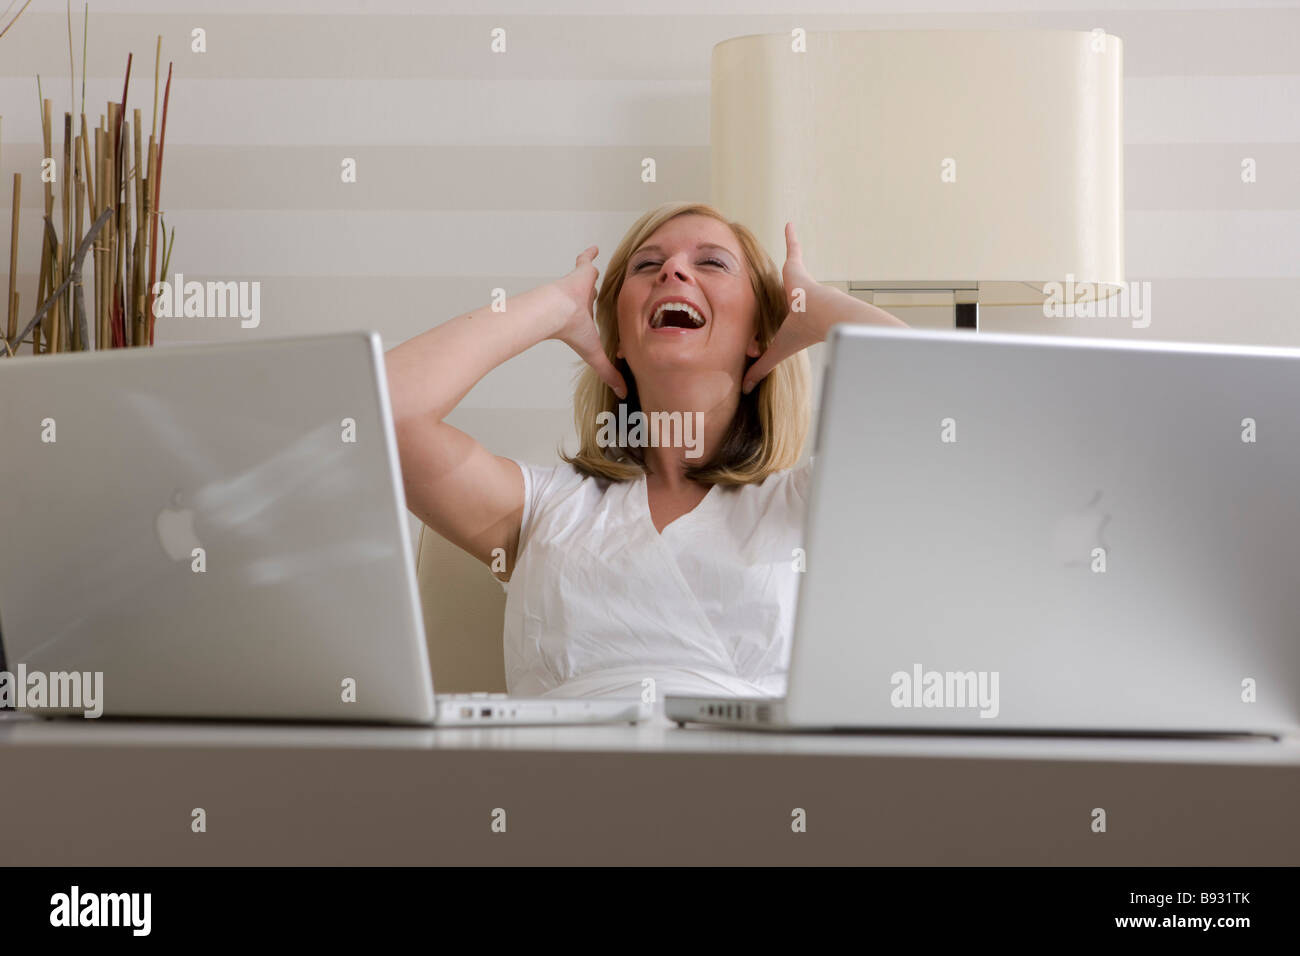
[803,283,910,331]
[385,247,626,580]
[742,223,908,394]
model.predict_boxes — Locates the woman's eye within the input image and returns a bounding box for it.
[634,258,726,271]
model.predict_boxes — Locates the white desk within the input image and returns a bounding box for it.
[3,712,1297,865]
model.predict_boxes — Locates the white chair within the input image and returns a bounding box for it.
[414,524,508,693]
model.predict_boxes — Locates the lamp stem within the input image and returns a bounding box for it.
[956,302,979,331]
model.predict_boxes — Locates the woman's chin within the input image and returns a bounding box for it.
[629,349,707,374]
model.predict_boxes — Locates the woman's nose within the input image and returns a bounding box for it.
[661,259,692,282]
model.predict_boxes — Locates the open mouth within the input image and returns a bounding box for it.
[649,301,706,330]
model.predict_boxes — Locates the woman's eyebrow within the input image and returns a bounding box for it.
[632,243,738,260]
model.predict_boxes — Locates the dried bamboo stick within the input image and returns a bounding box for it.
[114,54,131,194]
[113,56,132,349]
[105,102,118,346]
[133,108,143,227]
[3,44,176,357]
[145,137,157,339]
[95,127,105,349]
[132,110,146,345]
[66,0,74,115]
[34,228,47,354]
[112,111,125,349]
[122,148,134,345]
[0,0,34,40]
[4,207,110,354]
[50,242,62,352]
[6,173,17,342]
[61,113,72,348]
[135,224,145,346]
[74,143,86,350]
[80,3,88,118]
[122,117,132,340]
[152,36,161,142]
[41,98,52,218]
[111,234,121,348]
[106,104,118,215]
[147,37,160,330]
[147,61,172,345]
[39,99,53,352]
[101,145,109,350]
[39,219,58,352]
[73,239,89,352]
[61,241,72,350]
[80,113,94,220]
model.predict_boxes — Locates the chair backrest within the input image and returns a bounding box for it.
[414,523,508,693]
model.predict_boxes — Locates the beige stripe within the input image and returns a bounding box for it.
[5,205,1300,303]
[1127,211,1300,277]
[2,74,1295,147]
[0,271,1280,353]
[0,77,711,146]
[16,0,1281,14]
[0,144,709,211]
[1125,145,1300,210]
[62,209,1300,277]
[1127,76,1300,144]
[446,407,577,457]
[164,275,1300,353]
[3,210,653,275]
[2,142,1295,212]
[5,8,1296,78]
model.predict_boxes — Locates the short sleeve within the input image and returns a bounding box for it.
[511,459,563,553]
[499,459,567,593]
[792,455,815,502]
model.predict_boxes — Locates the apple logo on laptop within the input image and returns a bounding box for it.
[1051,489,1111,567]
[156,490,202,561]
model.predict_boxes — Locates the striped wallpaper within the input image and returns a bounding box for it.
[3,0,1298,547]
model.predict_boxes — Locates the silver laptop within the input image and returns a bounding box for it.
[668,324,1300,736]
[0,331,648,727]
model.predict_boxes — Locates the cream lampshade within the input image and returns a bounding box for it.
[710,30,1125,329]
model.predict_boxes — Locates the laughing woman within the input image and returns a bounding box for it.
[384,201,907,699]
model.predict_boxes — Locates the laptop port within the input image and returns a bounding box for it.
[460,706,474,718]
[481,707,492,717]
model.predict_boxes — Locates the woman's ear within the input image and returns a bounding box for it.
[746,333,762,359]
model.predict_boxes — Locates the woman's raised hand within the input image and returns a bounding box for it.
[550,245,628,400]
[742,222,827,395]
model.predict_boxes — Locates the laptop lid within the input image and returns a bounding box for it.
[0,332,436,723]
[786,324,1300,733]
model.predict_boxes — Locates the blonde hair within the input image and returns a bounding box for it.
[560,201,811,486]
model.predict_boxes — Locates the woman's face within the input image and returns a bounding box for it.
[615,214,760,392]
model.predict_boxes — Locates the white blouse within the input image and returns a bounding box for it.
[499,457,813,700]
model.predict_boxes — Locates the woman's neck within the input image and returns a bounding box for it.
[633,370,741,487]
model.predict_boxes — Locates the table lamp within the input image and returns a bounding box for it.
[710,30,1125,329]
